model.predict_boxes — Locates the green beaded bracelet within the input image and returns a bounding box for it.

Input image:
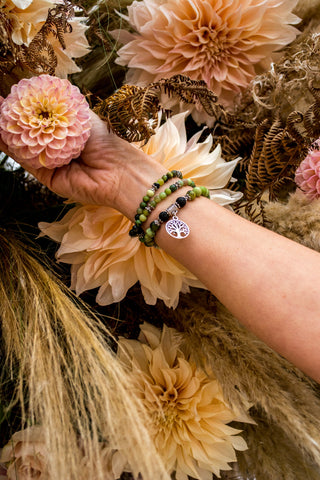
[140,185,210,247]
[129,174,196,237]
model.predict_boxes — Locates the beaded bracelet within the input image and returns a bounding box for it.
[140,186,210,247]
[129,172,196,237]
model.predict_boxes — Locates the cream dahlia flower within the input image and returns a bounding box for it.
[39,112,242,307]
[0,74,91,169]
[2,0,89,77]
[117,322,251,480]
[113,0,300,108]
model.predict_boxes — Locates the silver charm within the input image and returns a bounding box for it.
[165,216,190,239]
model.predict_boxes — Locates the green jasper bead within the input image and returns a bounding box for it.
[162,174,168,181]
[140,201,147,208]
[143,209,149,216]
[150,200,157,208]
[159,191,167,200]
[169,184,177,192]
[167,171,173,178]
[147,189,154,197]
[165,188,172,195]
[193,186,202,197]
[150,221,160,232]
[157,178,164,186]
[137,208,143,214]
[143,195,150,203]
[146,228,155,237]
[135,219,142,226]
[139,214,147,222]
[200,186,208,195]
[187,190,196,200]
[177,179,184,186]
[190,181,196,188]
[154,195,161,203]
[187,178,193,186]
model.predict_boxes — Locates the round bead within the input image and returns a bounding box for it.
[143,209,149,216]
[187,190,196,200]
[147,189,154,197]
[167,171,173,178]
[146,228,155,238]
[193,186,202,197]
[150,221,160,232]
[140,202,147,208]
[135,213,140,221]
[139,214,147,222]
[129,226,139,237]
[143,195,150,203]
[154,195,161,203]
[153,182,160,189]
[157,178,164,186]
[137,208,143,214]
[165,188,172,195]
[162,174,168,182]
[150,200,157,208]
[177,179,184,186]
[176,196,187,207]
[135,219,142,226]
[159,211,170,222]
[159,192,167,200]
[169,184,177,192]
[187,178,193,186]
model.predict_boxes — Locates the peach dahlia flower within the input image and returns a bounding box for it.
[117,322,251,480]
[0,74,91,169]
[113,0,300,107]
[39,112,242,308]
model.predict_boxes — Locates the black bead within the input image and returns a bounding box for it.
[159,211,170,222]
[135,213,141,221]
[176,196,187,207]
[129,225,140,237]
[153,182,160,189]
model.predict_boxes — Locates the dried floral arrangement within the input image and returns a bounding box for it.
[2,1,320,480]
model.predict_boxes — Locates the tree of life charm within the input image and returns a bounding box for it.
[165,216,190,239]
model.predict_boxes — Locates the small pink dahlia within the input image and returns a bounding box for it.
[295,141,320,200]
[0,75,91,169]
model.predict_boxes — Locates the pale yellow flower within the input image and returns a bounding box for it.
[113,0,300,109]
[117,322,251,480]
[39,112,242,307]
[1,0,89,77]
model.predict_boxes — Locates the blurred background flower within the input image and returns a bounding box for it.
[295,140,320,199]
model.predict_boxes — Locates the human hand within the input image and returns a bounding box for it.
[0,111,166,220]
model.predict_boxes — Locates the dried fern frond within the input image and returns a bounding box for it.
[19,1,74,75]
[94,74,229,142]
[93,84,160,142]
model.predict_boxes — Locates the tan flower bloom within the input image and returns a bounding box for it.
[0,427,49,480]
[39,113,241,307]
[113,0,300,108]
[117,322,251,480]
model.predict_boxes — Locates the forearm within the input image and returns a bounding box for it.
[151,196,320,381]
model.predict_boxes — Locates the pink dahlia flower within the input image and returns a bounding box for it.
[0,74,91,169]
[295,141,320,200]
[113,0,300,107]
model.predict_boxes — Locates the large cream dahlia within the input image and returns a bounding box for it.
[117,322,251,480]
[113,0,300,107]
[39,113,242,307]
[2,0,89,77]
